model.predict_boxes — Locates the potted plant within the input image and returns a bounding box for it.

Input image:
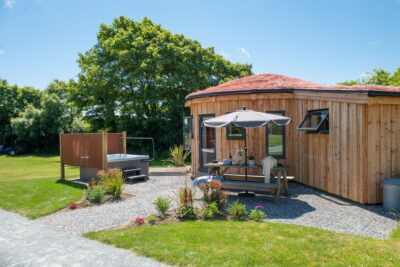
[248,155,255,166]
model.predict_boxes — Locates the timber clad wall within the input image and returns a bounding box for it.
[186,93,400,204]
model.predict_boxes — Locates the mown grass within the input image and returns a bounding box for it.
[86,221,400,267]
[392,222,400,239]
[0,178,86,218]
[0,154,85,218]
[0,154,79,182]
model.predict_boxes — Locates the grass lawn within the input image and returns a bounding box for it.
[86,221,400,267]
[0,154,85,218]
[0,154,79,182]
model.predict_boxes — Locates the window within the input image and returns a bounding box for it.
[199,114,216,171]
[298,109,329,134]
[183,116,192,150]
[226,124,245,140]
[266,111,286,159]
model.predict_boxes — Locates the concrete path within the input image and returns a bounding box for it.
[0,209,168,267]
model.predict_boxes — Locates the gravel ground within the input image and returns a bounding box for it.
[228,183,398,239]
[39,176,397,239]
[38,174,192,234]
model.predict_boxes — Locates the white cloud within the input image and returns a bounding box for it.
[4,0,15,8]
[238,47,250,58]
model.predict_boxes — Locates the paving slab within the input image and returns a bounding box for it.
[0,209,168,267]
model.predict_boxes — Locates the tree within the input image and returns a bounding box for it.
[76,16,252,151]
[11,93,89,151]
[338,68,400,86]
[0,79,42,144]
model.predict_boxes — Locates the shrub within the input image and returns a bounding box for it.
[176,183,196,220]
[154,197,171,219]
[88,178,97,188]
[98,168,124,200]
[249,205,267,222]
[177,205,197,220]
[86,187,105,204]
[164,145,191,166]
[200,180,227,209]
[227,200,248,221]
[200,202,219,220]
[177,183,195,206]
[147,214,157,225]
[135,217,145,225]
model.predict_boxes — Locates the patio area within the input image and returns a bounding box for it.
[38,173,397,239]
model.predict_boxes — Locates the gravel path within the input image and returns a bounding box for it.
[228,183,397,239]
[39,175,397,239]
[0,209,168,267]
[38,174,191,234]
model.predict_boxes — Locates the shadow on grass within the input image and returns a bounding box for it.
[56,179,87,190]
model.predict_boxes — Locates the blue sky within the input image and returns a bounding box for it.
[1,0,400,89]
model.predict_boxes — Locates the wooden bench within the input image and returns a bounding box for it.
[221,180,281,203]
[223,173,294,196]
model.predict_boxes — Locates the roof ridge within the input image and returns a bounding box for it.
[185,73,400,100]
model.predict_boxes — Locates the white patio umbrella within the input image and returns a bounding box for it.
[202,107,291,196]
[202,108,291,128]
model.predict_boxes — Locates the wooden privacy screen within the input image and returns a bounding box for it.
[107,132,126,154]
[59,132,126,179]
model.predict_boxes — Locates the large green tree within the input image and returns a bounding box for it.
[11,93,89,151]
[0,79,42,144]
[338,68,400,86]
[76,16,252,151]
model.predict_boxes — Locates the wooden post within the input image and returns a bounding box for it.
[122,131,127,154]
[102,131,108,170]
[59,132,65,180]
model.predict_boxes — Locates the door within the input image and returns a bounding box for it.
[199,114,215,171]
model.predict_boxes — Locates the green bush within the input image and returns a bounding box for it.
[249,208,267,222]
[227,200,248,221]
[164,145,190,166]
[153,197,171,219]
[86,187,105,204]
[200,180,227,209]
[98,168,124,200]
[147,214,157,225]
[200,202,219,220]
[177,205,197,220]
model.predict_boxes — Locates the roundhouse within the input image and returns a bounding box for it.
[184,74,400,204]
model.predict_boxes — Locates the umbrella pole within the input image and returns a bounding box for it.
[244,134,247,182]
[238,128,255,197]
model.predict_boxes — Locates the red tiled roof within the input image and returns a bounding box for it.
[185,74,400,100]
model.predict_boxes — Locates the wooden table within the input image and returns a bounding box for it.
[205,162,289,195]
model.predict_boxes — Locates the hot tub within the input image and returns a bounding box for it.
[80,154,149,181]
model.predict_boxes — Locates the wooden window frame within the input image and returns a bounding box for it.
[199,114,216,172]
[266,110,286,159]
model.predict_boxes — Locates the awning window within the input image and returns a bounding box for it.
[298,109,329,133]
